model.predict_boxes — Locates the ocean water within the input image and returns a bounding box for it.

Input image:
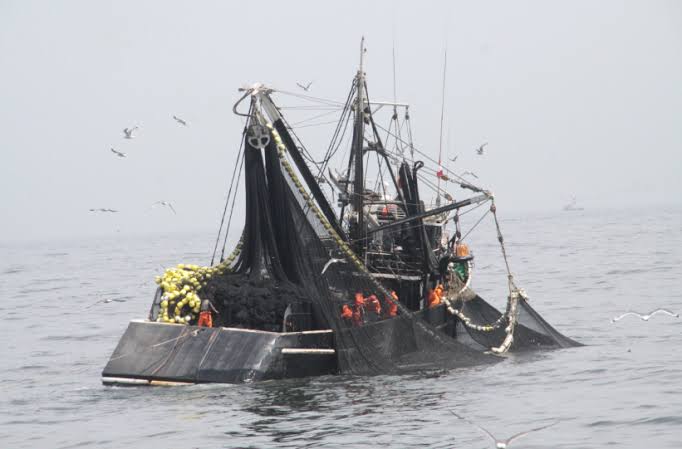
[1,207,681,449]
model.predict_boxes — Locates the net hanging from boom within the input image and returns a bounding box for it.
[198,106,502,375]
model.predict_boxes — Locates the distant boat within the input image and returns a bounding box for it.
[563,197,584,211]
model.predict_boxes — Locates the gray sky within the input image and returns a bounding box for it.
[1,0,680,242]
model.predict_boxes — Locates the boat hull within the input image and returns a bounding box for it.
[102,321,337,385]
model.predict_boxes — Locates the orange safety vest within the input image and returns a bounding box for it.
[435,284,444,300]
[456,243,470,258]
[427,289,441,308]
[368,295,381,314]
[341,304,353,320]
[197,310,213,328]
[387,292,398,317]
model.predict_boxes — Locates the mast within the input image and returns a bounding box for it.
[351,37,367,250]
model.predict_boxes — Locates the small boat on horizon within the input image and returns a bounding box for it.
[563,197,585,211]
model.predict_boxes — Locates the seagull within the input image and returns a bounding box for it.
[611,309,679,323]
[123,126,138,139]
[89,208,118,213]
[321,257,346,275]
[476,142,488,155]
[86,297,127,309]
[449,155,458,163]
[296,81,313,92]
[460,171,478,179]
[172,115,188,126]
[450,411,558,449]
[110,147,127,158]
[151,201,177,214]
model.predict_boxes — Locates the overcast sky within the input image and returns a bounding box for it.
[1,0,680,242]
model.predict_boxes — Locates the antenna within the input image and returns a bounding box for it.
[392,34,402,159]
[436,48,447,206]
[392,37,397,107]
[359,36,366,75]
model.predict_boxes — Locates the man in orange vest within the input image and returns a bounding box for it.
[386,291,399,317]
[435,284,444,301]
[427,288,441,308]
[341,304,353,322]
[197,299,217,327]
[352,292,365,326]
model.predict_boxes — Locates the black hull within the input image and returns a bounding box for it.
[102,298,578,386]
[102,306,457,386]
[102,321,338,385]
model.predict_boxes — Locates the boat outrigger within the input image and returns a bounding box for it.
[102,41,580,386]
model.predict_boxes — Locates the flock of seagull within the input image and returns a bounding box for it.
[445,142,487,182]
[92,115,188,215]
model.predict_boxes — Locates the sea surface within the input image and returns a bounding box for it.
[1,207,681,449]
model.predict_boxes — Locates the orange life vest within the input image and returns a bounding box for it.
[341,304,353,320]
[197,311,213,328]
[456,243,470,258]
[427,289,441,308]
[387,291,398,317]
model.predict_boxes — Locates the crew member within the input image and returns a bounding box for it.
[427,288,441,308]
[386,291,399,317]
[435,283,444,302]
[352,292,365,326]
[197,299,216,327]
[367,294,382,315]
[341,304,353,322]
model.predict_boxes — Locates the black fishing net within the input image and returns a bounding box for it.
[202,114,579,376]
[453,294,582,351]
[201,119,505,375]
[200,273,313,332]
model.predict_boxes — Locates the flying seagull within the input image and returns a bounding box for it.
[476,142,488,155]
[123,126,138,139]
[172,115,188,126]
[110,147,126,158]
[449,155,458,163]
[151,201,177,214]
[89,208,118,213]
[460,171,478,179]
[321,257,346,275]
[450,411,558,449]
[611,309,679,323]
[296,81,313,92]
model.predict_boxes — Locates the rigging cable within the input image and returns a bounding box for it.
[220,149,246,263]
[210,106,250,266]
[274,89,345,107]
[374,121,482,189]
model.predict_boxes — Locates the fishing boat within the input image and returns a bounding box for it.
[102,41,580,386]
[563,197,585,211]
